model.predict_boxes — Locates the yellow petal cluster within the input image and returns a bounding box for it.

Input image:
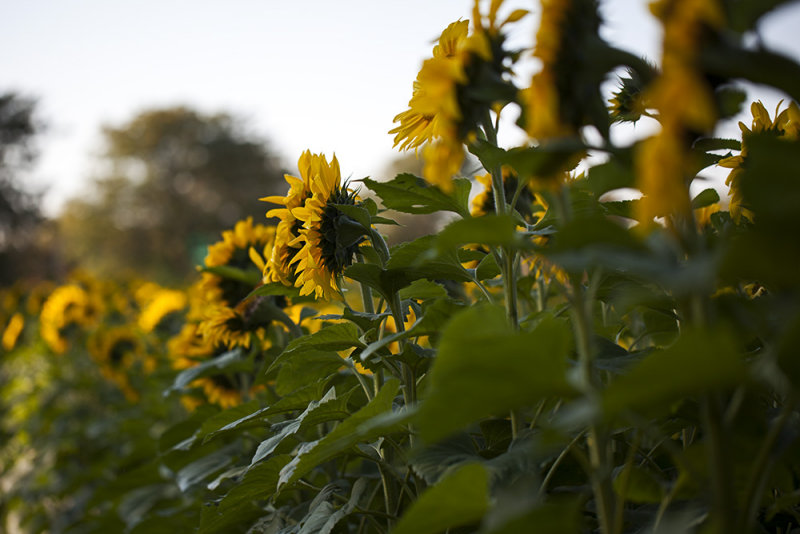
[718,100,800,222]
[635,0,724,224]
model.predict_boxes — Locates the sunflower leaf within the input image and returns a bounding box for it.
[391,463,489,534]
[361,174,471,217]
[415,305,575,443]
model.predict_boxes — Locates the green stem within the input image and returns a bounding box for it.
[369,229,391,268]
[356,254,376,315]
[482,109,521,437]
[538,431,585,498]
[613,432,642,534]
[389,292,415,407]
[703,395,734,533]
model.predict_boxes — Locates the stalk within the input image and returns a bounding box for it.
[481,110,522,439]
[553,184,615,534]
[480,110,519,330]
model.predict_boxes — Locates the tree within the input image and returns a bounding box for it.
[0,92,48,285]
[59,107,286,283]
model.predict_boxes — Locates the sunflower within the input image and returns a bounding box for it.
[168,322,255,409]
[719,100,800,222]
[137,287,187,334]
[519,0,603,140]
[2,312,24,351]
[391,1,522,191]
[290,153,364,300]
[260,151,320,286]
[634,0,724,224]
[200,217,276,307]
[198,297,282,349]
[470,167,538,221]
[88,326,146,400]
[40,284,102,354]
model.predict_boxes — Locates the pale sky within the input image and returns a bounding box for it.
[1,0,799,215]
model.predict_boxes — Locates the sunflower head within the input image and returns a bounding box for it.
[391,1,522,190]
[137,287,187,335]
[292,179,365,301]
[609,68,650,124]
[40,284,102,354]
[470,167,538,221]
[201,217,275,308]
[261,151,332,285]
[88,326,146,400]
[2,313,24,351]
[718,100,800,223]
[520,0,605,140]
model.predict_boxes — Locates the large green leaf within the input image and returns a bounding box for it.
[483,499,583,534]
[602,328,746,417]
[280,322,365,358]
[198,454,291,534]
[176,443,239,492]
[202,381,330,444]
[362,174,471,217]
[469,138,585,182]
[277,380,401,488]
[392,463,489,534]
[275,351,348,396]
[344,235,471,300]
[584,149,636,196]
[249,387,353,467]
[436,215,523,252]
[165,348,247,394]
[415,305,575,443]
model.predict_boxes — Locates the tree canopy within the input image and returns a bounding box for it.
[59,107,286,283]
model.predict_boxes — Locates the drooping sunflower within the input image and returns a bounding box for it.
[40,284,102,354]
[290,153,364,300]
[635,0,725,224]
[719,100,800,222]
[390,0,523,191]
[519,0,604,140]
[260,151,320,286]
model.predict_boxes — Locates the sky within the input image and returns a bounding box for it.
[2,0,800,215]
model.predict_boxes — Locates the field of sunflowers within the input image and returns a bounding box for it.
[4,0,800,532]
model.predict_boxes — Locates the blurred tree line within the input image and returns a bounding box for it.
[58,108,287,284]
[0,94,446,287]
[0,92,53,285]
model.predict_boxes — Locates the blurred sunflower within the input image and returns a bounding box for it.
[719,100,800,222]
[2,312,24,351]
[168,323,256,409]
[635,0,724,223]
[200,217,275,307]
[88,325,146,400]
[137,286,187,334]
[391,0,523,191]
[40,284,102,354]
[290,153,363,300]
[471,167,539,221]
[198,217,300,346]
[198,297,283,349]
[520,0,603,140]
